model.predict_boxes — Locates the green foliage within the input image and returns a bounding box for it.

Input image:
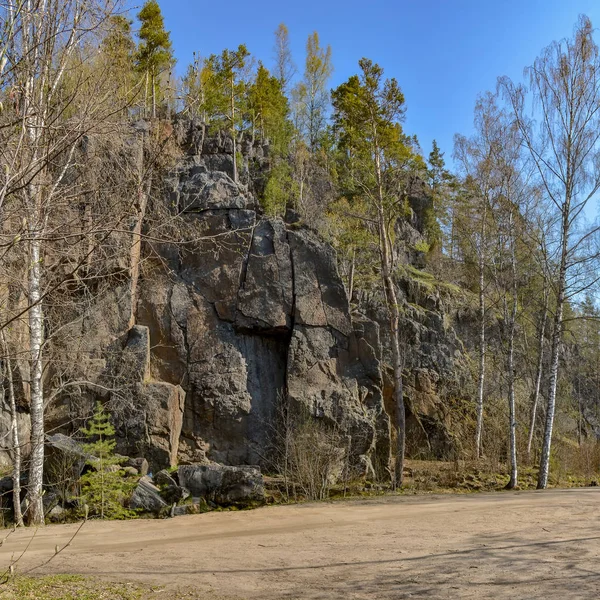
[79,403,135,520]
[263,162,295,216]
[102,16,136,74]
[203,44,250,133]
[329,58,424,292]
[136,0,174,114]
[247,63,292,152]
[426,140,456,252]
[136,1,173,74]
[413,240,430,253]
[100,15,137,108]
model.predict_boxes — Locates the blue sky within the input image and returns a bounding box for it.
[131,0,600,166]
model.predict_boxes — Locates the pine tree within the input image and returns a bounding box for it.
[136,0,174,118]
[427,140,455,253]
[79,403,135,520]
[247,62,290,150]
[204,44,251,182]
[100,15,137,108]
[332,58,423,487]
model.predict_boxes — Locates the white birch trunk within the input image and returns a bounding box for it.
[537,210,568,489]
[26,229,45,525]
[1,332,23,527]
[475,203,487,459]
[527,291,548,460]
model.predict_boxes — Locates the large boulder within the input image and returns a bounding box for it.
[178,464,265,507]
[129,476,167,513]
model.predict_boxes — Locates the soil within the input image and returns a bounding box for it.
[1,487,599,599]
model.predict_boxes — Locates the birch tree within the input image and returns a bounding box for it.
[273,23,296,94]
[0,0,132,525]
[501,15,600,489]
[293,32,332,151]
[454,94,501,459]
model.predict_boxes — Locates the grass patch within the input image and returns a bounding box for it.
[0,575,236,600]
[397,264,464,297]
[0,575,148,600]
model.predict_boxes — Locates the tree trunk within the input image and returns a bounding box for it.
[475,203,487,459]
[505,210,518,490]
[537,210,568,489]
[129,129,149,328]
[372,138,404,489]
[527,290,548,460]
[26,230,45,526]
[0,332,22,526]
[151,68,156,119]
[231,75,237,183]
[144,70,149,118]
[347,248,355,304]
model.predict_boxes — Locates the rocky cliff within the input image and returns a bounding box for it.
[3,122,474,480]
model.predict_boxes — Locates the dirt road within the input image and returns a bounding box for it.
[1,488,599,599]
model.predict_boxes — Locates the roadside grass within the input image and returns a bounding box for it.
[0,575,147,600]
[0,575,239,599]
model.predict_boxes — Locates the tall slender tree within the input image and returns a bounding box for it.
[273,23,296,93]
[501,15,600,489]
[136,0,173,118]
[205,45,251,182]
[332,58,422,487]
[293,32,333,151]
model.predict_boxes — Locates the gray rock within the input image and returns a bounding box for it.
[45,433,87,457]
[123,325,151,381]
[125,457,148,476]
[178,464,265,507]
[154,469,177,487]
[129,476,167,512]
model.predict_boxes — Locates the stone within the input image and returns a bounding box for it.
[178,464,265,507]
[129,476,167,513]
[19,119,476,480]
[47,504,66,522]
[123,382,185,471]
[123,325,151,381]
[45,433,87,458]
[123,466,138,477]
[235,219,293,334]
[154,469,178,488]
[125,457,148,476]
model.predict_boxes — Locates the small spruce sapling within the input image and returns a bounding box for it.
[79,402,135,519]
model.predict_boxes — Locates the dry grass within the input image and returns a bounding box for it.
[0,575,236,600]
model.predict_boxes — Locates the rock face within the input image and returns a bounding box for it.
[2,122,470,479]
[130,125,392,474]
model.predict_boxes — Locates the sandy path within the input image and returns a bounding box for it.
[1,488,599,599]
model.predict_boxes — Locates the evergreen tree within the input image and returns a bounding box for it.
[247,62,295,216]
[79,403,135,520]
[332,58,424,487]
[426,140,455,253]
[136,0,174,117]
[204,44,251,182]
[247,62,290,150]
[100,15,137,108]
